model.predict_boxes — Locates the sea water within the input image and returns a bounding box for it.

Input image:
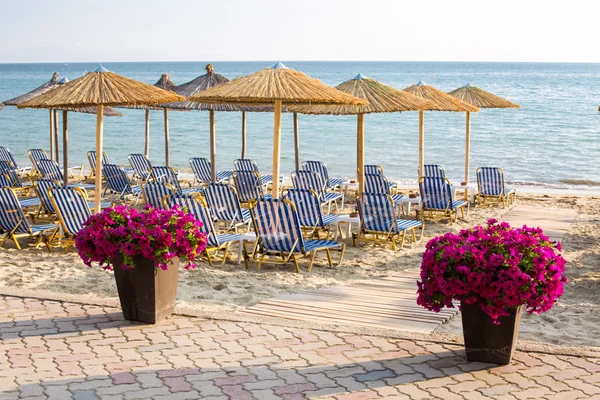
[0,61,599,192]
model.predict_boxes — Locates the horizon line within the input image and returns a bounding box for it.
[1,60,600,65]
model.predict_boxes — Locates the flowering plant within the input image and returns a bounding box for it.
[75,205,207,271]
[417,219,567,324]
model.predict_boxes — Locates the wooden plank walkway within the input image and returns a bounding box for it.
[502,205,578,242]
[243,269,458,334]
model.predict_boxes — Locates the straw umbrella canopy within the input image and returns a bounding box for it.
[19,65,184,212]
[402,81,479,178]
[288,73,435,192]
[448,84,519,183]
[189,62,367,197]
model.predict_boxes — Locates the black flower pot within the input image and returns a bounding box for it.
[461,301,522,365]
[113,255,179,324]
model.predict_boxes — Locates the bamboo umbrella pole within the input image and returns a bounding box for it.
[293,112,300,171]
[418,110,425,178]
[53,109,59,162]
[209,109,216,182]
[62,111,69,187]
[164,109,170,167]
[357,114,365,194]
[144,109,150,158]
[49,110,54,161]
[272,100,283,198]
[94,105,104,213]
[241,111,247,159]
[465,111,471,184]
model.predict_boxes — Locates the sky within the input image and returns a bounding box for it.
[0,0,598,63]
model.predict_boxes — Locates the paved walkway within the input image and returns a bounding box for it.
[1,296,599,399]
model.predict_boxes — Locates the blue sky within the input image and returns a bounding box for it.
[0,0,597,63]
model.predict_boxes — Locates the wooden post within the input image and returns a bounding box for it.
[49,110,54,161]
[465,111,471,184]
[94,105,104,214]
[418,110,425,178]
[209,109,216,182]
[271,100,283,198]
[62,111,69,187]
[144,109,150,158]
[293,112,300,171]
[53,109,59,162]
[357,114,365,194]
[164,109,170,167]
[241,111,247,159]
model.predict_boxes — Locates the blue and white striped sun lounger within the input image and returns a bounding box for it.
[102,164,142,204]
[0,147,31,175]
[302,160,346,190]
[0,172,39,209]
[355,193,423,250]
[88,151,134,178]
[234,159,273,186]
[204,183,251,231]
[249,198,345,272]
[364,164,397,191]
[284,188,337,237]
[424,164,446,178]
[0,160,33,194]
[165,193,243,266]
[128,154,152,182]
[364,173,403,205]
[232,170,271,204]
[151,166,201,196]
[476,167,516,208]
[291,170,343,213]
[37,159,95,190]
[49,187,92,251]
[142,182,176,210]
[419,176,468,224]
[189,158,232,186]
[0,187,57,251]
[28,148,83,177]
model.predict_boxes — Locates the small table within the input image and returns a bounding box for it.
[451,182,477,204]
[237,232,256,264]
[341,181,358,196]
[333,214,360,241]
[399,196,422,216]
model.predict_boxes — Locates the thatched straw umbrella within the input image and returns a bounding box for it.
[448,84,519,183]
[289,73,435,193]
[19,65,184,212]
[163,64,273,181]
[189,62,367,197]
[403,82,479,178]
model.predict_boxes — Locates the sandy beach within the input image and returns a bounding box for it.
[1,191,598,348]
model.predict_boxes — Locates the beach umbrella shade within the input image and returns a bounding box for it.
[448,84,520,183]
[163,64,273,181]
[402,82,479,178]
[189,62,367,197]
[288,73,435,193]
[18,65,184,212]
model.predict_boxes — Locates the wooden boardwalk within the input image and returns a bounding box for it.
[243,269,458,334]
[501,205,578,242]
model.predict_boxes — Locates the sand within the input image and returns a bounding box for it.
[1,192,598,348]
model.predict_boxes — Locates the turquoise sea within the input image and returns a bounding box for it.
[0,62,599,192]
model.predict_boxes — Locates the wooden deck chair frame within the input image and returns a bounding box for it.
[476,167,516,208]
[247,198,345,273]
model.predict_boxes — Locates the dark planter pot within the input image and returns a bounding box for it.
[461,301,522,365]
[113,255,179,324]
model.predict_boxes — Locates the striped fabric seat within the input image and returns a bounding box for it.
[128,154,152,181]
[87,151,109,177]
[355,193,423,250]
[28,148,49,174]
[0,175,11,188]
[142,182,175,209]
[249,198,345,272]
[284,189,337,236]
[234,159,273,186]
[189,158,232,185]
[476,167,516,208]
[302,160,345,190]
[0,187,57,251]
[232,170,269,203]
[37,159,95,190]
[151,166,201,196]
[49,187,91,252]
[35,179,61,215]
[291,170,342,213]
[204,183,251,230]
[419,177,468,224]
[103,164,142,203]
[0,161,32,192]
[424,164,445,178]
[364,165,397,191]
[364,173,402,205]
[0,147,31,175]
[166,193,242,265]
[18,197,40,208]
